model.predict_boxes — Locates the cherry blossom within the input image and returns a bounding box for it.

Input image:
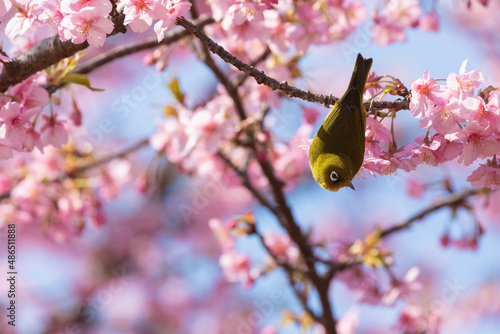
[406,178,425,198]
[209,217,237,252]
[39,113,68,148]
[445,121,500,166]
[263,232,299,263]
[60,7,114,47]
[122,0,168,33]
[153,0,192,41]
[410,71,450,118]
[372,0,422,46]
[447,59,484,100]
[0,0,12,17]
[460,95,500,133]
[408,134,463,166]
[382,266,422,305]
[467,163,500,190]
[419,10,439,31]
[219,251,255,288]
[5,2,39,40]
[60,0,112,15]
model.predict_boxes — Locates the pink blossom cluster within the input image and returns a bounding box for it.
[1,0,191,49]
[372,0,439,46]
[335,241,422,306]
[149,83,311,187]
[0,75,68,159]
[207,0,365,55]
[209,217,257,287]
[0,146,132,240]
[361,60,500,190]
[394,302,442,334]
[209,217,300,288]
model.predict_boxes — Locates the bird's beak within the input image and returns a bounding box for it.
[348,181,355,190]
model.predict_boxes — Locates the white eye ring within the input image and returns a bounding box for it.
[330,171,339,182]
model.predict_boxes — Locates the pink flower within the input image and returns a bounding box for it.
[60,7,114,47]
[409,134,463,166]
[184,106,234,154]
[23,126,42,152]
[467,164,500,190]
[207,0,232,22]
[384,0,422,27]
[371,0,422,46]
[393,304,429,334]
[219,252,255,288]
[60,0,112,15]
[39,114,68,148]
[0,53,10,73]
[7,78,50,112]
[447,59,484,100]
[98,159,131,200]
[221,1,266,29]
[371,19,406,46]
[272,124,311,187]
[382,266,422,305]
[419,10,439,31]
[365,116,392,156]
[122,0,168,33]
[460,95,500,133]
[303,107,321,125]
[36,0,64,30]
[445,121,500,166]
[0,0,12,17]
[259,326,278,334]
[262,11,291,54]
[419,97,465,135]
[406,178,425,198]
[149,112,191,163]
[0,143,13,160]
[209,218,236,252]
[5,3,39,40]
[0,174,11,193]
[153,0,191,41]
[363,149,416,176]
[325,1,366,40]
[336,308,359,334]
[0,101,38,150]
[410,71,450,118]
[263,233,299,263]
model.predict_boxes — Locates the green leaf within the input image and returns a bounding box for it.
[167,77,185,104]
[61,73,105,91]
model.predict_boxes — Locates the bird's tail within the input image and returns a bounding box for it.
[347,53,373,99]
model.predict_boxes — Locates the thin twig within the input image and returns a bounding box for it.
[73,16,215,75]
[232,47,272,88]
[252,146,337,332]
[380,188,483,238]
[197,42,247,120]
[329,188,487,273]
[175,17,409,112]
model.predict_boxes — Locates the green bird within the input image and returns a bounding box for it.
[309,53,373,191]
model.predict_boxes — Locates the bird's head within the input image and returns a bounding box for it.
[309,153,355,192]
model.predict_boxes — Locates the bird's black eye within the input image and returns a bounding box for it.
[330,171,339,182]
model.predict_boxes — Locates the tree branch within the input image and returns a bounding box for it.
[72,16,215,75]
[175,17,409,111]
[380,188,485,238]
[330,187,488,273]
[0,0,127,92]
